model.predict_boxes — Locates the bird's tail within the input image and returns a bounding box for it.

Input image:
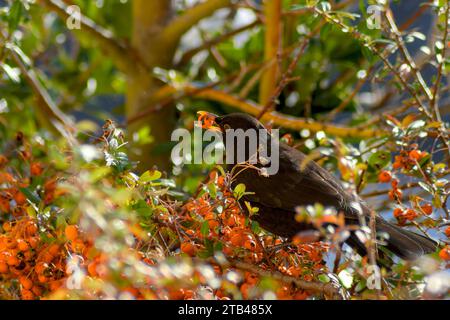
[345,202,437,261]
[375,219,437,260]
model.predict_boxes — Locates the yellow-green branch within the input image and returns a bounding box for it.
[163,0,232,42]
[152,85,385,139]
[259,0,282,105]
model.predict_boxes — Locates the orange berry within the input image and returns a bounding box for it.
[244,238,256,250]
[378,170,392,183]
[393,208,403,218]
[287,266,301,277]
[25,223,38,236]
[6,255,19,266]
[38,275,49,283]
[230,233,243,247]
[263,236,274,246]
[19,276,33,290]
[30,162,44,176]
[445,227,450,238]
[2,221,12,232]
[281,134,294,146]
[6,238,17,249]
[17,239,30,251]
[240,283,252,299]
[184,290,194,299]
[0,261,8,273]
[13,191,27,205]
[208,219,219,230]
[404,209,417,221]
[222,244,233,256]
[0,154,7,167]
[226,215,237,227]
[65,225,79,242]
[31,286,42,296]
[438,246,450,261]
[389,189,403,201]
[21,289,35,300]
[28,237,39,249]
[420,204,433,215]
[409,150,422,161]
[35,262,48,274]
[48,244,60,256]
[180,242,196,256]
[169,288,186,300]
[48,280,62,291]
[277,285,291,300]
[23,251,34,260]
[245,272,259,285]
[392,161,403,169]
[294,291,309,300]
[87,261,98,277]
[391,179,399,188]
[40,251,54,263]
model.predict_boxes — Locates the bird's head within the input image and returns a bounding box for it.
[197,112,266,132]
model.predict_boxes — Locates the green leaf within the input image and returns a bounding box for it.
[197,249,213,259]
[207,182,217,199]
[201,220,210,237]
[214,242,223,252]
[432,163,446,173]
[251,221,261,234]
[19,187,41,205]
[418,181,433,194]
[355,279,366,292]
[8,0,24,33]
[0,63,20,83]
[139,170,162,183]
[159,179,176,188]
[233,183,246,200]
[368,151,390,170]
[406,120,426,132]
[318,274,330,283]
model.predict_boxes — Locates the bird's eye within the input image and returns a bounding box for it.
[223,124,231,130]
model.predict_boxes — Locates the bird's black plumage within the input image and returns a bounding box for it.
[214,113,437,260]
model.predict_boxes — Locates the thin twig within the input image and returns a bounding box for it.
[176,20,260,67]
[384,8,432,102]
[7,47,75,143]
[222,258,346,300]
[257,22,324,119]
[430,3,449,122]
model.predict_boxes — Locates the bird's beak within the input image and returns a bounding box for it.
[197,111,222,132]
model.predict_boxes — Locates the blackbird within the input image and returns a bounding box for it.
[198,112,437,260]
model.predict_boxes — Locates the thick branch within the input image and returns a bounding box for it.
[154,84,384,139]
[38,0,141,74]
[163,0,232,43]
[259,0,282,105]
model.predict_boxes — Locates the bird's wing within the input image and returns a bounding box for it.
[233,143,351,212]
